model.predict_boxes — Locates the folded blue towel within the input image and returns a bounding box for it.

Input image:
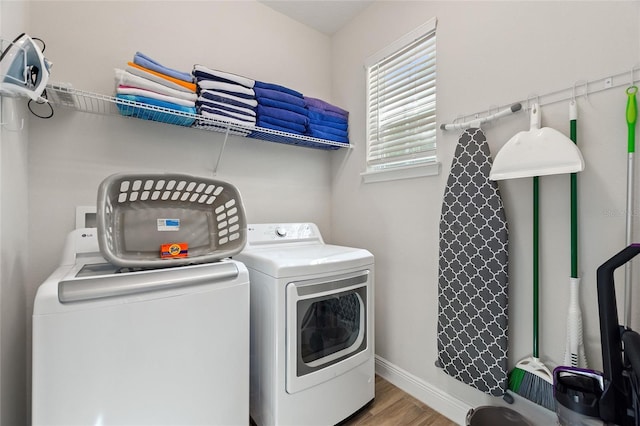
[307,105,348,120]
[308,123,348,138]
[257,105,308,125]
[200,90,257,109]
[133,52,193,83]
[254,87,306,108]
[254,80,303,98]
[307,110,348,126]
[115,94,196,127]
[309,118,348,131]
[258,116,306,134]
[306,128,349,144]
[257,97,308,116]
[257,120,304,136]
[197,98,256,117]
[199,105,256,124]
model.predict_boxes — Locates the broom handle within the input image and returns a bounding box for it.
[571,119,578,278]
[533,176,540,359]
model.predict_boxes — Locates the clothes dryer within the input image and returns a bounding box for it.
[234,223,374,426]
[32,228,250,425]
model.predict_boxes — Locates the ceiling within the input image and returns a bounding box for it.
[258,1,374,35]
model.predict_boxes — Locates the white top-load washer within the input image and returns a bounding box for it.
[32,228,250,426]
[234,223,374,426]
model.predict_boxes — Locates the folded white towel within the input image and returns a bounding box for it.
[115,69,197,102]
[126,65,194,94]
[118,86,196,108]
[200,109,256,127]
[198,98,256,117]
[193,64,255,88]
[200,89,258,108]
[197,79,255,97]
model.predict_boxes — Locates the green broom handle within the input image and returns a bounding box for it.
[627,86,637,153]
[533,176,540,358]
[571,118,578,279]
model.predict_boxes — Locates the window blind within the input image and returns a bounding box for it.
[366,22,437,171]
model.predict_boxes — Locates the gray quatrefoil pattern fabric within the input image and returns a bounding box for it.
[437,127,509,397]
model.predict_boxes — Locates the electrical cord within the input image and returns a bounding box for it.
[26,36,54,119]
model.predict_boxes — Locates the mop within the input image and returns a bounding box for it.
[563,100,587,368]
[624,85,637,328]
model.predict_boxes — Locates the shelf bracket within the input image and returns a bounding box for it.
[212,126,230,176]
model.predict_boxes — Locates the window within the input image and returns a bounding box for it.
[363,18,438,183]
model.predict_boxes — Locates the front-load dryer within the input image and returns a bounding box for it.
[234,223,375,426]
[32,228,250,426]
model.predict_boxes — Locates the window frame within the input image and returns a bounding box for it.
[361,18,440,183]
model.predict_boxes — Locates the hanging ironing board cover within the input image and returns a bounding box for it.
[437,127,509,397]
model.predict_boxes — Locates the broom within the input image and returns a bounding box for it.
[508,176,555,410]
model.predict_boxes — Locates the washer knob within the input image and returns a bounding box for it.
[275,227,287,237]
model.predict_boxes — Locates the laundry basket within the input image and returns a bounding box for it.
[96,172,247,268]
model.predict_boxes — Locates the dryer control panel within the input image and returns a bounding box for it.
[245,223,324,246]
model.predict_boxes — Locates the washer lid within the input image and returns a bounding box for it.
[234,243,373,278]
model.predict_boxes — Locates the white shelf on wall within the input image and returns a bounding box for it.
[44,83,351,151]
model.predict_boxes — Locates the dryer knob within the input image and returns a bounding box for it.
[275,227,287,237]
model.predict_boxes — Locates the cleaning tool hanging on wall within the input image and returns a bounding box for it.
[506,172,555,410]
[489,103,584,180]
[436,126,510,398]
[0,33,52,101]
[490,104,584,411]
[624,85,637,328]
[563,100,587,369]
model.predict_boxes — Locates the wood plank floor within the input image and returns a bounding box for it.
[341,375,457,426]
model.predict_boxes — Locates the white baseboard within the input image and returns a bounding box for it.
[374,355,471,425]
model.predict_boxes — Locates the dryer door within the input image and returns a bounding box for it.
[285,270,372,394]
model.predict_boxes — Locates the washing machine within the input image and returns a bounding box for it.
[234,223,374,426]
[32,228,250,426]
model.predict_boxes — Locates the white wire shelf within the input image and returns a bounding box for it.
[44,83,351,151]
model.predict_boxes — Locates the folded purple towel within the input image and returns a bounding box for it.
[307,105,348,120]
[304,96,349,117]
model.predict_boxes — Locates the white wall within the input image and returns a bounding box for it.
[331,0,640,422]
[1,1,31,424]
[21,0,335,422]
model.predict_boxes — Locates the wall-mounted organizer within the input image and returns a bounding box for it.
[44,83,351,152]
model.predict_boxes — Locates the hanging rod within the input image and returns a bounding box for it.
[440,103,522,131]
[441,64,640,130]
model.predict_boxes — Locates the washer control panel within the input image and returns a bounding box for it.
[245,223,323,245]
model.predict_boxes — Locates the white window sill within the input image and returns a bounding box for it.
[361,162,441,184]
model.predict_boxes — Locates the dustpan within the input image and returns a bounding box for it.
[489,103,584,181]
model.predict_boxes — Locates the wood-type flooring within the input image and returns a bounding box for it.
[342,375,457,426]
[249,375,456,426]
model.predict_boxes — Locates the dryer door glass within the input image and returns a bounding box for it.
[286,270,371,395]
[299,291,363,364]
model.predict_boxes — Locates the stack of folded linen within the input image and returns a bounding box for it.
[114,52,197,127]
[304,97,349,144]
[254,81,308,135]
[192,65,257,134]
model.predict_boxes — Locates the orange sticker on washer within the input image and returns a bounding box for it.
[161,242,188,259]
